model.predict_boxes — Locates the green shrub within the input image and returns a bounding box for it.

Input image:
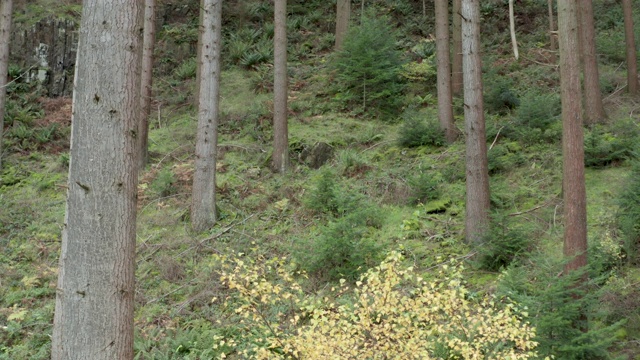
[596,29,626,64]
[250,63,273,94]
[516,92,561,131]
[498,259,623,360]
[618,161,640,263]
[397,107,445,147]
[304,168,341,215]
[336,148,371,177]
[134,321,230,360]
[173,57,197,80]
[301,209,384,282]
[330,12,405,120]
[400,58,436,95]
[478,214,531,272]
[584,121,639,168]
[301,169,384,281]
[502,91,562,144]
[35,124,58,145]
[225,32,254,65]
[150,167,177,198]
[407,171,442,205]
[484,75,520,115]
[7,123,34,141]
[488,141,526,174]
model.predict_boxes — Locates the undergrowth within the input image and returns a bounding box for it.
[3,0,640,358]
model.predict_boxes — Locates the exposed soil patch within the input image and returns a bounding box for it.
[36,97,72,127]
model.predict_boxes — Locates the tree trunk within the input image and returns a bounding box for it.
[139,0,157,170]
[51,1,142,359]
[194,0,205,107]
[462,0,490,243]
[548,0,557,63]
[558,0,588,277]
[452,0,463,95]
[191,0,222,231]
[0,0,12,170]
[622,0,638,95]
[335,0,350,50]
[435,0,457,143]
[580,0,605,124]
[509,0,519,60]
[273,0,289,173]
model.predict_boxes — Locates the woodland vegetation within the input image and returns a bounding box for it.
[1,0,640,358]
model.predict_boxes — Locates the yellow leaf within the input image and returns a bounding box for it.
[8,308,27,322]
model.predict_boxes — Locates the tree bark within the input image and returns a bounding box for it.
[558,0,588,277]
[462,0,490,243]
[580,0,605,124]
[622,0,638,95]
[273,0,289,173]
[139,0,157,170]
[435,0,457,143]
[335,0,350,50]
[548,0,557,63]
[509,0,519,60]
[191,0,222,231]
[194,0,205,107]
[0,0,12,170]
[452,0,463,95]
[51,0,142,359]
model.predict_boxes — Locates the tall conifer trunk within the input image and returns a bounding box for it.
[435,0,457,142]
[52,1,143,358]
[579,0,605,124]
[0,0,12,170]
[548,0,557,62]
[191,0,222,231]
[451,0,463,95]
[558,0,588,282]
[335,0,350,50]
[273,0,289,173]
[462,0,490,243]
[139,0,157,170]
[622,0,638,95]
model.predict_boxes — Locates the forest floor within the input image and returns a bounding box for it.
[2,0,640,358]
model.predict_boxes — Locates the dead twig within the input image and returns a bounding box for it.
[489,126,504,150]
[508,202,547,217]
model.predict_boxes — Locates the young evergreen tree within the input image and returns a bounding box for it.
[499,260,622,359]
[191,0,222,231]
[0,0,12,170]
[618,161,640,263]
[462,0,490,243]
[332,13,404,120]
[51,0,143,358]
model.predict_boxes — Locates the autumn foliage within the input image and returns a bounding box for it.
[215,251,540,359]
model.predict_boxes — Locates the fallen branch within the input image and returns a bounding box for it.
[508,200,552,217]
[489,126,504,150]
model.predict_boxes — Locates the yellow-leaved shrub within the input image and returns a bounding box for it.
[215,251,540,359]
